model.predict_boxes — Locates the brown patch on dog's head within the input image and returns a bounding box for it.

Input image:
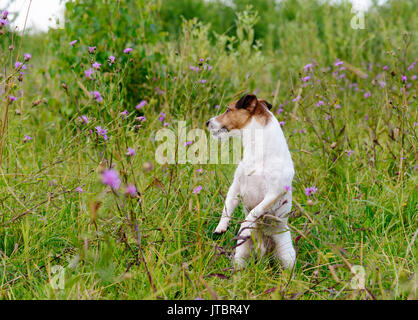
[213,94,272,131]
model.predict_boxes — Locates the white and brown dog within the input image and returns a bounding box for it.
[206,94,296,269]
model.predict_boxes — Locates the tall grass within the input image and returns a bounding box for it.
[0,0,416,299]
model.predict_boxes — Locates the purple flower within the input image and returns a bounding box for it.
[185,141,193,146]
[120,110,129,118]
[126,147,136,156]
[335,59,343,66]
[196,168,203,174]
[407,62,416,71]
[92,62,101,70]
[189,65,199,72]
[24,53,31,61]
[95,126,108,140]
[85,68,94,79]
[411,75,417,80]
[346,150,354,157]
[135,100,147,109]
[198,79,207,84]
[78,115,89,124]
[163,122,169,127]
[125,184,137,197]
[305,186,318,196]
[316,100,325,107]
[193,185,202,194]
[75,187,83,193]
[108,55,115,64]
[0,18,8,27]
[292,96,301,102]
[88,46,96,54]
[8,96,17,102]
[2,10,8,19]
[91,91,103,103]
[302,75,311,82]
[401,75,407,82]
[69,40,78,46]
[14,61,23,70]
[155,87,165,95]
[159,112,166,122]
[279,121,285,126]
[383,65,389,71]
[215,105,220,109]
[379,81,386,88]
[335,104,341,109]
[123,48,133,54]
[23,135,32,142]
[137,116,146,122]
[284,185,292,192]
[101,169,121,190]
[364,92,371,98]
[304,63,313,71]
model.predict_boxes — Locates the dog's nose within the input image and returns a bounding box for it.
[206,120,210,127]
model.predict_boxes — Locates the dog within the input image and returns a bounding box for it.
[206,94,296,269]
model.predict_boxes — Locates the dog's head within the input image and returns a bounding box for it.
[206,94,272,139]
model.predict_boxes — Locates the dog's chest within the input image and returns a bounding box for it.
[237,173,267,211]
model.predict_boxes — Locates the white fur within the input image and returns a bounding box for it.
[207,110,296,269]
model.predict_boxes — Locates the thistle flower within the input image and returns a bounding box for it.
[292,96,301,102]
[346,150,354,157]
[95,126,108,140]
[123,48,133,54]
[284,185,292,192]
[196,168,203,173]
[125,184,137,197]
[185,141,193,146]
[126,147,136,156]
[316,100,325,107]
[91,91,103,103]
[108,55,115,64]
[101,169,121,190]
[302,76,311,82]
[23,135,32,142]
[335,59,343,66]
[24,53,31,61]
[401,75,407,82]
[75,187,83,193]
[364,92,371,98]
[305,186,318,196]
[69,40,78,46]
[304,63,313,71]
[85,68,94,79]
[88,46,96,54]
[279,121,285,126]
[159,112,166,122]
[199,79,207,84]
[8,95,17,102]
[135,100,147,109]
[78,115,89,124]
[193,185,202,194]
[14,61,23,70]
[92,62,101,70]
[407,62,416,71]
[120,110,129,118]
[136,116,146,122]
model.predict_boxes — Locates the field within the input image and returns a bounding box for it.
[0,0,416,300]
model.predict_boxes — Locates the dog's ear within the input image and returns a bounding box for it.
[259,99,273,110]
[236,94,257,110]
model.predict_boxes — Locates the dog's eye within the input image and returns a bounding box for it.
[226,108,230,113]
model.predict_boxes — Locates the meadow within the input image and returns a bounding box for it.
[0,0,416,300]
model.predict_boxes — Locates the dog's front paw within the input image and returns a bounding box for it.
[213,219,229,234]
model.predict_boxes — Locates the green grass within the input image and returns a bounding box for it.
[0,0,416,300]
